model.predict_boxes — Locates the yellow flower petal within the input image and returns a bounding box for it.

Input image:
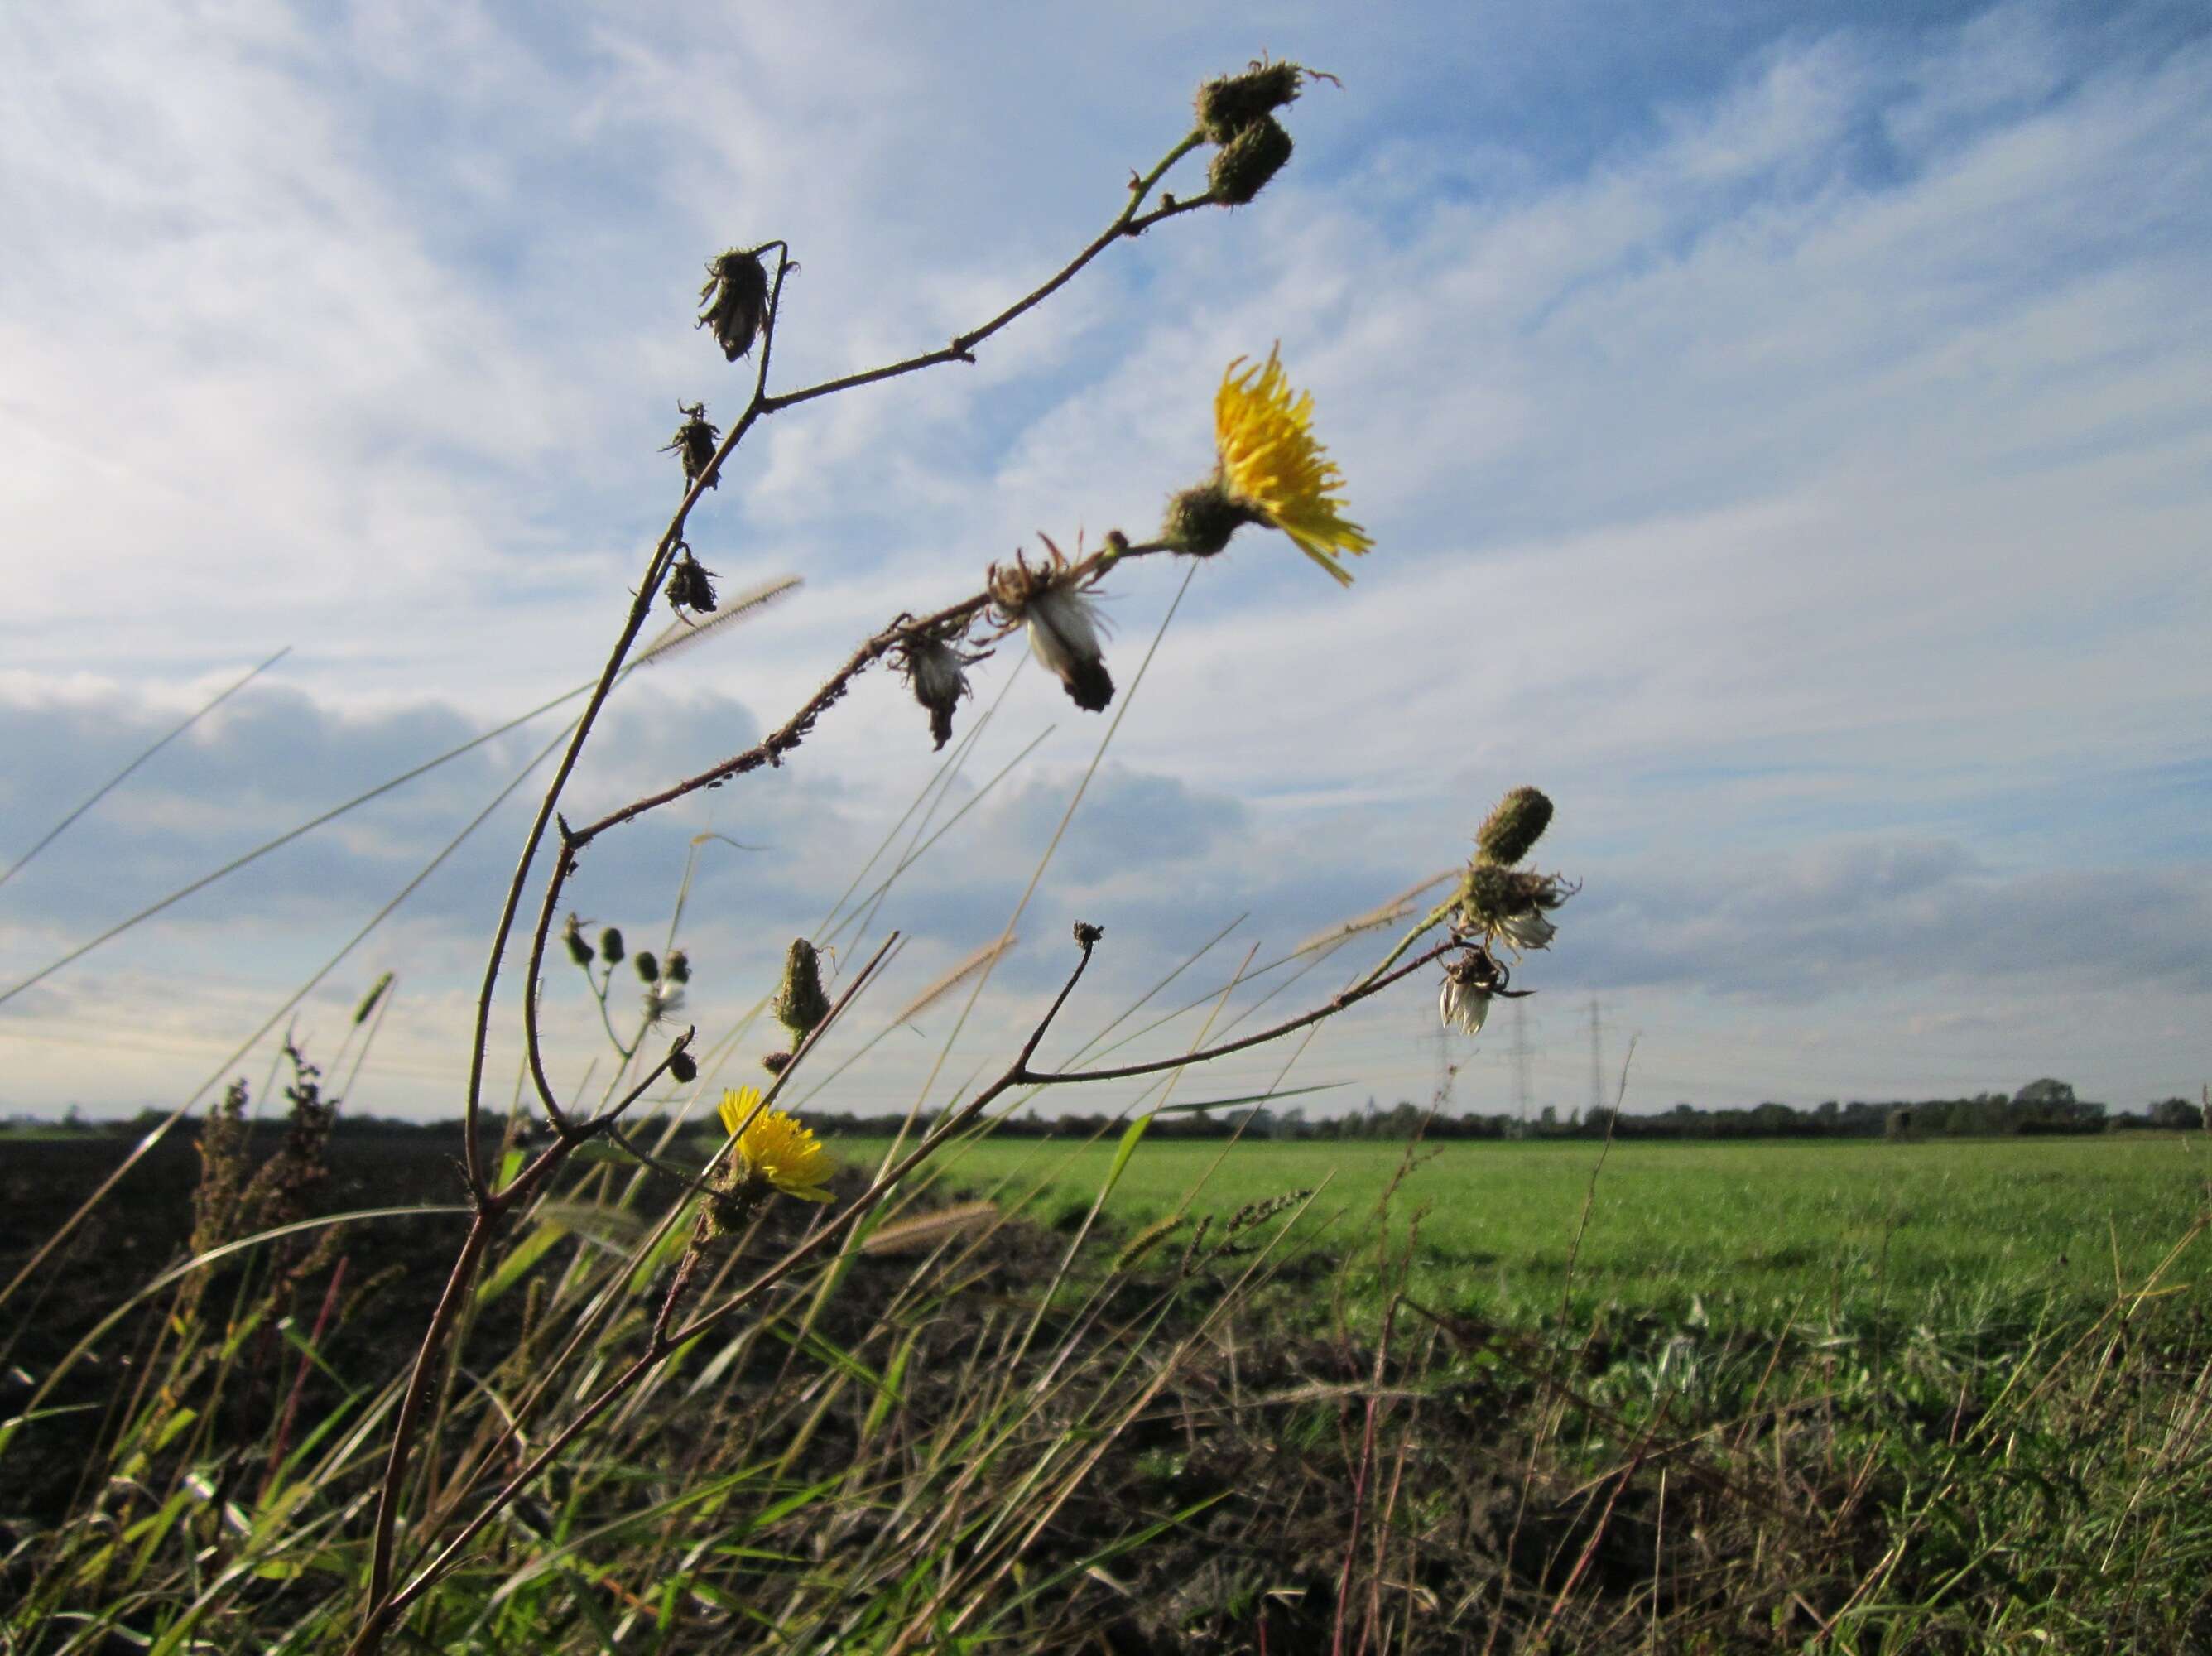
[717,1087,834,1204]
[1214,344,1373,585]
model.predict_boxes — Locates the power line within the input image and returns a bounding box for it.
[1507,999,1536,1131]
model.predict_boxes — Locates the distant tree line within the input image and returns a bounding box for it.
[25,1076,2204,1145]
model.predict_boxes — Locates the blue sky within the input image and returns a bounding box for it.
[2,1,2207,1121]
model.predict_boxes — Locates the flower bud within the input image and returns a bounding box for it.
[1194,60,1306,145]
[1162,479,1261,557]
[664,948,691,984]
[773,938,831,1040]
[563,914,594,969]
[668,1047,698,1085]
[666,551,719,614]
[599,927,625,966]
[1476,787,1554,868]
[698,247,770,363]
[634,950,660,984]
[761,1049,792,1076]
[1209,116,1293,207]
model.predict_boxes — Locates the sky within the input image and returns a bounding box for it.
[2,0,2208,1124]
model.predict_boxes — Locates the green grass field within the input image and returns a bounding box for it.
[862,1129,2212,1328]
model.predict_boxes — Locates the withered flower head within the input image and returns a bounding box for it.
[1195,58,1308,144]
[1457,864,1577,954]
[698,247,771,363]
[897,628,977,751]
[642,979,686,1026]
[662,401,721,489]
[773,937,831,1040]
[666,551,719,614]
[988,535,1113,714]
[663,948,690,984]
[1209,115,1294,205]
[1438,949,1505,1037]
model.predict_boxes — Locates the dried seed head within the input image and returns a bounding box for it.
[988,539,1114,714]
[1072,920,1104,949]
[664,948,691,984]
[1476,786,1555,868]
[1194,59,1306,145]
[599,927,625,966]
[1438,950,1503,1037]
[1162,477,1261,557]
[1209,116,1293,206]
[662,401,720,489]
[773,938,831,1040]
[698,247,770,362]
[665,552,719,614]
[634,950,660,984]
[899,632,974,751]
[642,980,685,1025]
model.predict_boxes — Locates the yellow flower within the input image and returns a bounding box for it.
[1214,345,1373,586]
[716,1086,835,1204]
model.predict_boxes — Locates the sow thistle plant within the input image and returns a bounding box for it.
[312,55,1575,1654]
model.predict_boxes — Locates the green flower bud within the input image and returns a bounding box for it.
[773,938,831,1040]
[1209,115,1293,206]
[1476,787,1554,867]
[634,950,660,984]
[599,927,625,966]
[1195,60,1305,145]
[563,914,594,969]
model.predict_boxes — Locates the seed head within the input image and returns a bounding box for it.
[662,402,721,489]
[664,948,691,984]
[634,950,660,984]
[666,551,719,614]
[698,247,770,363]
[898,631,975,751]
